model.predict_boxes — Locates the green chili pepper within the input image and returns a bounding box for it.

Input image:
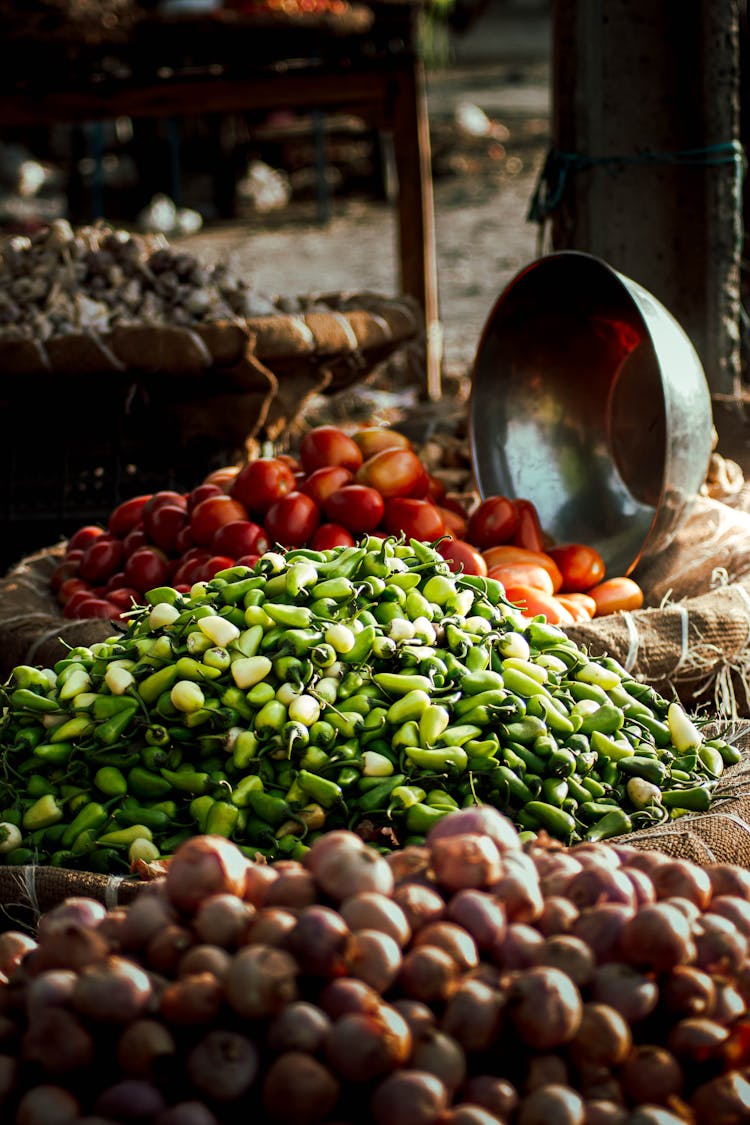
[94,707,137,746]
[500,715,549,745]
[357,774,407,813]
[10,687,60,713]
[705,736,742,767]
[698,744,725,778]
[545,747,577,778]
[115,805,172,833]
[26,774,57,798]
[523,800,577,840]
[542,777,569,807]
[127,766,173,801]
[387,690,432,726]
[577,703,625,737]
[97,824,153,848]
[403,746,468,772]
[22,794,64,831]
[405,801,451,833]
[159,768,210,795]
[661,785,713,812]
[493,765,535,805]
[590,730,635,761]
[296,770,343,808]
[50,716,95,743]
[505,741,546,775]
[205,800,240,838]
[575,799,622,823]
[616,756,668,785]
[246,790,293,828]
[231,775,264,808]
[372,672,433,696]
[527,694,575,734]
[585,808,633,841]
[32,742,76,766]
[93,766,128,797]
[138,665,180,705]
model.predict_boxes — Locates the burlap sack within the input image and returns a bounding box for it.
[567,495,750,718]
[0,865,143,935]
[0,548,115,679]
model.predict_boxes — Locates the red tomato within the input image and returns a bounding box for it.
[172,553,211,587]
[141,490,187,522]
[546,543,607,593]
[199,555,237,580]
[50,557,82,592]
[426,474,447,505]
[558,591,597,618]
[487,561,555,595]
[79,537,125,584]
[264,492,321,548]
[174,525,195,555]
[502,584,575,626]
[187,483,224,513]
[123,547,170,594]
[356,448,429,500]
[107,495,151,539]
[436,505,467,539]
[230,458,296,516]
[437,538,487,576]
[235,554,261,569]
[310,523,356,551]
[588,576,644,617]
[144,504,189,554]
[510,498,546,553]
[65,596,122,621]
[301,466,354,508]
[299,425,364,475]
[482,546,564,592]
[211,520,270,559]
[67,525,106,553]
[122,525,149,557]
[555,594,595,623]
[466,496,519,549]
[106,587,142,612]
[57,577,92,606]
[351,426,412,460]
[203,466,240,491]
[190,496,249,546]
[277,453,302,474]
[324,485,385,534]
[383,498,446,542]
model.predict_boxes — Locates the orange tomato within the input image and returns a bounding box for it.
[487,562,555,596]
[546,543,606,593]
[556,591,597,619]
[481,545,563,592]
[588,576,645,617]
[502,584,575,626]
[555,594,595,622]
[437,538,487,576]
[510,498,546,553]
[351,426,412,459]
[436,505,468,539]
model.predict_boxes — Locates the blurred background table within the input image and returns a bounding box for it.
[0,1,440,395]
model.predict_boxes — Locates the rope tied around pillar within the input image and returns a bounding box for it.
[527,140,747,225]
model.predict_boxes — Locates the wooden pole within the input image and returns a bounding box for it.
[550,0,742,417]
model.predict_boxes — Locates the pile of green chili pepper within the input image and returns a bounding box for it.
[0,536,740,872]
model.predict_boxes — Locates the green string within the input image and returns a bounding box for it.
[527,140,747,224]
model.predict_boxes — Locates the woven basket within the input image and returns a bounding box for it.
[0,294,420,569]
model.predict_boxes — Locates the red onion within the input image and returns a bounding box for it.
[163,837,250,915]
[425,806,521,856]
[430,834,503,892]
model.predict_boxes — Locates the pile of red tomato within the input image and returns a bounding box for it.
[50,424,645,625]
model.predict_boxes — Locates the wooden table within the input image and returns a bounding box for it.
[0,3,442,397]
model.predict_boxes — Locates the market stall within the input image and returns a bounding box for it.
[1,12,750,1117]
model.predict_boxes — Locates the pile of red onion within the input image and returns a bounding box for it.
[0,807,749,1124]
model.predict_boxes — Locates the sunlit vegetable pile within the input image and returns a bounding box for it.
[0,536,737,872]
[1,813,750,1123]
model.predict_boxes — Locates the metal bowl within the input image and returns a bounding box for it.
[469,251,714,577]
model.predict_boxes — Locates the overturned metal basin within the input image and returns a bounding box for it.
[469,251,714,577]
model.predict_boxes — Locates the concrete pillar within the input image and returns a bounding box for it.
[550,0,743,419]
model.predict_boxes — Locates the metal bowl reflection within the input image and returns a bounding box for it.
[469,251,714,577]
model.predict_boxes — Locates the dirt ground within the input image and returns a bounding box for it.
[177,14,552,393]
